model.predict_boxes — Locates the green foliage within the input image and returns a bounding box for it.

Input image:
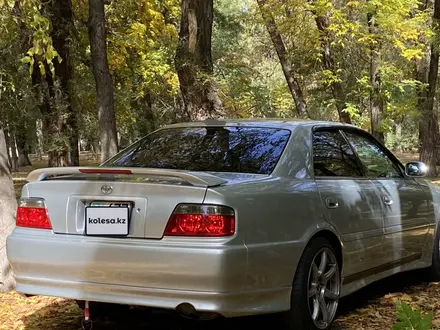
[19,0,62,76]
[0,0,436,160]
[393,301,433,330]
[0,1,38,151]
[105,0,180,141]
[212,0,299,118]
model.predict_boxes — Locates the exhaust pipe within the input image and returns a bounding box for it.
[176,303,220,321]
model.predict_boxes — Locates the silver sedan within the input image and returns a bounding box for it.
[6,119,440,329]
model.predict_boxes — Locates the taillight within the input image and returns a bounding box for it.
[164,204,235,237]
[16,198,52,230]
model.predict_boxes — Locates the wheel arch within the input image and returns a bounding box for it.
[304,229,343,271]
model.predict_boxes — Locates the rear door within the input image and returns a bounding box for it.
[342,129,430,265]
[312,128,387,279]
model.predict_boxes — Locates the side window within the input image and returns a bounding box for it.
[312,130,364,177]
[344,131,402,178]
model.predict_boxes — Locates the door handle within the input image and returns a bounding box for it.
[382,195,393,205]
[325,197,339,209]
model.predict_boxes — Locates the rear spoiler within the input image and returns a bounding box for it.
[26,167,228,188]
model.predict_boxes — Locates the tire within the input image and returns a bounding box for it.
[279,237,341,330]
[427,226,440,281]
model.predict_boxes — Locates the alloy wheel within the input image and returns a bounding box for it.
[307,247,340,329]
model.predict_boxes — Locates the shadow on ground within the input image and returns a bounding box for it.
[21,269,428,330]
[338,269,427,313]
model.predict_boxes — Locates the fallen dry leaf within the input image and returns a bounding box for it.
[2,268,440,329]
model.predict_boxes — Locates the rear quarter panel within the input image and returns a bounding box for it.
[204,177,326,291]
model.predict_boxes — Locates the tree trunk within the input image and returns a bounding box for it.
[27,118,37,155]
[175,0,224,120]
[68,125,80,166]
[368,11,385,144]
[9,131,19,171]
[30,61,49,163]
[48,0,79,166]
[15,121,32,167]
[0,128,17,293]
[256,0,309,118]
[16,145,31,168]
[88,0,119,163]
[311,6,351,124]
[41,59,69,168]
[36,119,44,161]
[18,4,71,168]
[395,122,402,153]
[132,90,156,138]
[419,0,440,177]
[14,0,73,167]
[3,125,12,171]
[91,141,100,161]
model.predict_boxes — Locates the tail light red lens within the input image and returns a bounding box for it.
[164,204,235,237]
[16,198,52,230]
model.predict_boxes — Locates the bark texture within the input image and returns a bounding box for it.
[256,0,309,118]
[0,128,17,293]
[15,122,32,167]
[88,0,119,162]
[3,125,12,171]
[9,132,19,171]
[368,11,385,144]
[418,0,440,177]
[29,61,68,167]
[49,0,79,166]
[42,62,69,167]
[175,0,224,120]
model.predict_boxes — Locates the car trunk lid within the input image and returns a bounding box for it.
[23,167,227,238]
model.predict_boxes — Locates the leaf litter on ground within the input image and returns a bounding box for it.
[1,271,440,329]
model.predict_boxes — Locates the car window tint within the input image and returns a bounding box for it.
[344,132,402,178]
[103,127,291,175]
[312,130,364,177]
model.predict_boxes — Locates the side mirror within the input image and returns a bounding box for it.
[405,161,427,177]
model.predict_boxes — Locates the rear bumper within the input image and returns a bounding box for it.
[14,276,290,317]
[6,228,290,317]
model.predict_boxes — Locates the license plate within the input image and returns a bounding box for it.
[85,206,129,236]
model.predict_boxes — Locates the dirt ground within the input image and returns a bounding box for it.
[3,152,439,329]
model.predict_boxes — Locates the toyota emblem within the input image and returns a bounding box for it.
[101,185,113,195]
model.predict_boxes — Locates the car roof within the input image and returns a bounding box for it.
[163,118,358,131]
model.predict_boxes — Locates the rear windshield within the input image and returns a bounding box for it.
[103,126,291,175]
